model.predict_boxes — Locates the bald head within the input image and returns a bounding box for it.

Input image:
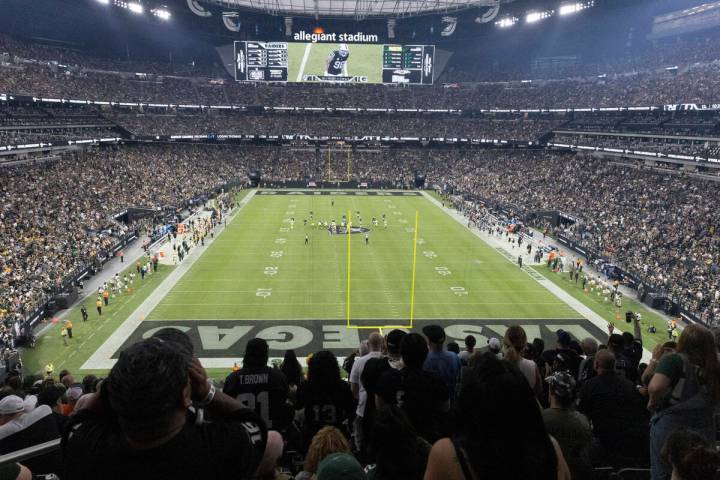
[594,350,616,374]
[368,332,383,352]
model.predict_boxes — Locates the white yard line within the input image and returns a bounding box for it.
[297,43,313,82]
[81,191,257,370]
[420,191,651,361]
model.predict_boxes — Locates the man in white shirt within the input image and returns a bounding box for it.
[348,332,383,451]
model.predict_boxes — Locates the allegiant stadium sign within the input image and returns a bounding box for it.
[293,31,379,43]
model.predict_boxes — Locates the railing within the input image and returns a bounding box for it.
[0,438,60,466]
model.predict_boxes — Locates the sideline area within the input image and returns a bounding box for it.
[422,191,656,359]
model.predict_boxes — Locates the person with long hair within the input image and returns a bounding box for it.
[502,325,542,396]
[280,350,304,392]
[295,351,354,451]
[295,426,352,480]
[647,323,720,480]
[366,405,431,480]
[424,353,570,480]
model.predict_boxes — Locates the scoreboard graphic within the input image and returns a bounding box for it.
[382,45,434,85]
[234,41,434,85]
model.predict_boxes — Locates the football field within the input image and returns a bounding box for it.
[81,190,611,370]
[287,43,382,83]
[26,190,623,375]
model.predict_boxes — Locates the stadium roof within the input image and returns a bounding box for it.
[198,0,512,19]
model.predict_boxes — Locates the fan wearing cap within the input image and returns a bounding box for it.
[422,325,462,400]
[542,372,592,480]
[0,395,62,476]
[317,452,366,480]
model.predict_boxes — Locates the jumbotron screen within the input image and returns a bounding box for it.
[234,41,435,85]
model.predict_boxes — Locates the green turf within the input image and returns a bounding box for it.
[534,266,670,350]
[287,42,382,83]
[148,193,576,323]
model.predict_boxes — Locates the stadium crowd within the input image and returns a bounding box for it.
[4,34,720,111]
[112,113,558,141]
[422,150,720,326]
[2,145,719,329]
[0,321,717,480]
[0,145,244,329]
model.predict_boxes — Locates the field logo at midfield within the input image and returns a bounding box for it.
[334,225,370,235]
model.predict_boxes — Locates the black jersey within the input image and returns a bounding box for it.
[376,367,449,443]
[295,379,354,443]
[223,366,291,430]
[327,50,349,75]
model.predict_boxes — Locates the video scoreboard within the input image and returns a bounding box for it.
[234,41,435,85]
[381,45,434,85]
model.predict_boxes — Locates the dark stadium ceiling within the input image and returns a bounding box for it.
[194,0,515,19]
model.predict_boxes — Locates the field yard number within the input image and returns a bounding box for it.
[275,238,287,244]
[256,288,272,298]
[279,227,289,232]
[398,219,408,224]
[393,211,402,216]
[264,267,278,276]
[450,286,468,296]
[270,251,284,258]
[435,266,451,276]
[237,392,271,427]
[405,227,415,233]
[423,251,437,259]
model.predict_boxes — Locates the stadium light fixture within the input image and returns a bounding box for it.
[96,0,110,4]
[152,7,171,19]
[559,1,594,16]
[495,16,517,28]
[526,10,553,23]
[127,2,143,13]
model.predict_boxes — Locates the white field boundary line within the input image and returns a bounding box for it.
[81,190,257,370]
[420,191,652,361]
[297,43,313,82]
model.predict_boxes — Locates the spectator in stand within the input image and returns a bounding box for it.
[660,428,720,480]
[502,325,542,396]
[424,353,570,480]
[0,395,61,476]
[358,329,406,462]
[647,324,720,480]
[348,332,383,451]
[607,318,642,384]
[295,350,354,451]
[577,338,598,384]
[63,337,269,479]
[317,452,367,480]
[542,330,581,378]
[365,405,430,480]
[223,338,292,432]
[458,335,475,365]
[0,463,31,480]
[542,372,593,480]
[295,426,351,480]
[422,325,462,401]
[280,349,304,398]
[376,333,449,444]
[578,350,649,467]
